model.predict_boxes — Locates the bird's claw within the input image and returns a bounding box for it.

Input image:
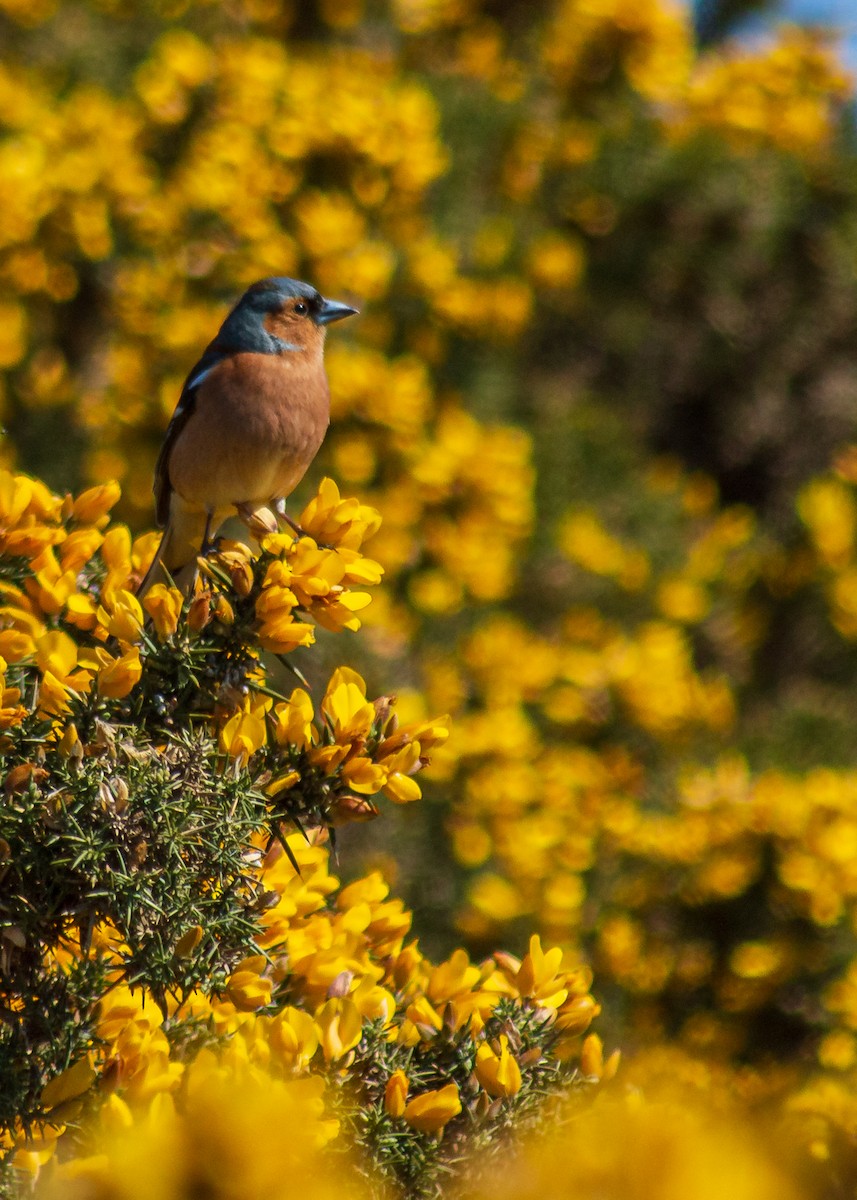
[282,512,308,539]
[279,511,333,550]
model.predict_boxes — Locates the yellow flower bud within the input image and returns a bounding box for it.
[384,1070,409,1118]
[143,583,183,640]
[174,925,204,958]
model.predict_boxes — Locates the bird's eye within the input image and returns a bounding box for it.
[294,301,309,316]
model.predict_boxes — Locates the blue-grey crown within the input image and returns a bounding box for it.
[217,277,357,354]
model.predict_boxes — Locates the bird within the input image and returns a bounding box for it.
[137,276,357,599]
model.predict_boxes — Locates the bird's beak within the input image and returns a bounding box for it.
[316,297,359,325]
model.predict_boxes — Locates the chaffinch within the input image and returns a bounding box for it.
[137,276,357,597]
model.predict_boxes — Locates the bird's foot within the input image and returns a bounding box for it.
[281,512,308,539]
[200,533,225,558]
[279,511,334,549]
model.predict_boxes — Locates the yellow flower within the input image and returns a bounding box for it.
[351,976,396,1024]
[60,527,104,572]
[365,898,413,952]
[220,705,268,763]
[46,1057,352,1196]
[92,980,183,1105]
[96,984,157,1043]
[98,588,145,644]
[279,538,377,632]
[321,667,376,743]
[579,1032,620,1082]
[268,1006,319,1071]
[526,231,585,290]
[36,630,93,715]
[4,1120,64,1177]
[0,471,37,530]
[336,872,390,909]
[393,943,426,993]
[0,660,25,729]
[93,646,143,699]
[101,526,133,574]
[298,476,382,549]
[402,1083,461,1133]
[336,546,384,587]
[142,583,183,640]
[818,1030,857,1071]
[266,770,300,797]
[560,510,648,587]
[316,996,363,1061]
[311,587,373,633]
[64,592,99,632]
[71,480,121,525]
[188,592,215,632]
[514,935,569,1009]
[0,471,62,558]
[41,1056,96,1113]
[403,994,443,1039]
[384,1069,409,1117]
[656,574,710,624]
[469,1088,796,1200]
[381,741,423,804]
[474,1035,522,1098]
[555,993,600,1036]
[679,27,850,157]
[341,756,388,794]
[273,688,314,748]
[26,548,79,616]
[0,625,37,663]
[226,956,273,1011]
[309,743,350,774]
[378,712,451,758]
[427,948,481,1004]
[255,573,316,653]
[730,941,783,980]
[798,477,856,566]
[281,540,343,606]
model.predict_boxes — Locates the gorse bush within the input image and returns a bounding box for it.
[0,471,604,1197]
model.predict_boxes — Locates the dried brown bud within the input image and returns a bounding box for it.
[327,970,354,998]
[4,763,48,794]
[377,731,412,759]
[174,925,204,958]
[372,695,396,728]
[236,502,278,538]
[129,838,148,868]
[187,592,213,632]
[328,793,380,826]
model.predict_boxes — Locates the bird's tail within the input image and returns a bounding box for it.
[136,510,211,600]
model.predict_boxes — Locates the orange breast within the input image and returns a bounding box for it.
[168,352,330,511]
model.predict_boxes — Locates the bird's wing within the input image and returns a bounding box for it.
[153,345,230,528]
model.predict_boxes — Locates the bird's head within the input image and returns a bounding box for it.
[218,277,358,356]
